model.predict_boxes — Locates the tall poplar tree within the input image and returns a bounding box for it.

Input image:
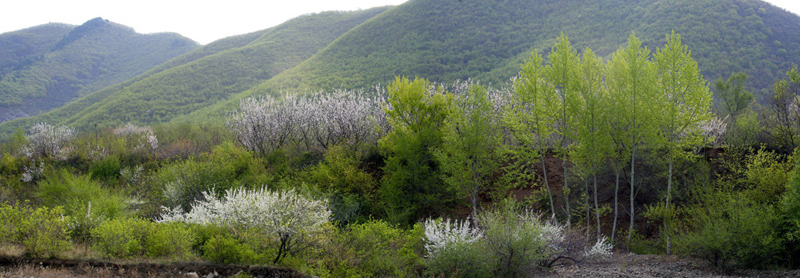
[505,50,558,219]
[571,48,611,239]
[546,34,581,225]
[606,33,657,245]
[435,83,501,218]
[653,31,713,255]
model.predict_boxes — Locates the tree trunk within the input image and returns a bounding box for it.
[612,168,620,245]
[665,156,673,255]
[594,170,601,240]
[540,150,556,220]
[628,147,636,246]
[564,158,571,226]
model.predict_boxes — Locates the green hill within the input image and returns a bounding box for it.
[184,0,800,122]
[3,0,800,137]
[0,8,389,136]
[0,18,197,122]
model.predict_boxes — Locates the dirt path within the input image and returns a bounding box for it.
[0,256,307,278]
[1,253,798,277]
[544,253,800,278]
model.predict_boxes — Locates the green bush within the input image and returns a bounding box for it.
[201,233,261,264]
[0,203,22,243]
[479,200,560,277]
[38,169,127,220]
[425,237,491,278]
[677,191,783,269]
[89,155,121,182]
[18,206,72,258]
[92,217,152,259]
[317,220,423,278]
[145,222,195,259]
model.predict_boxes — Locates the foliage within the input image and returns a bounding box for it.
[435,82,502,217]
[159,187,331,264]
[783,151,800,242]
[89,155,121,182]
[145,221,195,259]
[423,218,490,277]
[318,220,423,277]
[677,190,783,269]
[379,76,454,226]
[201,233,262,264]
[91,217,152,259]
[12,205,72,258]
[38,169,127,220]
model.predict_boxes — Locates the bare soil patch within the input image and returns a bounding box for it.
[0,255,307,278]
[544,253,800,278]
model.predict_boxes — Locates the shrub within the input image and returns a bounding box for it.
[38,170,127,220]
[21,122,75,159]
[479,202,561,277]
[145,222,195,259]
[677,191,783,269]
[17,206,72,258]
[201,233,260,264]
[89,155,121,182]
[160,187,331,264]
[92,217,152,259]
[423,218,490,278]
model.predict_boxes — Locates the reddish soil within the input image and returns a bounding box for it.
[0,255,307,278]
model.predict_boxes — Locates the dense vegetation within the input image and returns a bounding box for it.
[2,29,800,277]
[0,18,197,123]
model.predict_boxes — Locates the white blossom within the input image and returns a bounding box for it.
[22,122,75,159]
[584,236,613,257]
[114,123,158,153]
[423,217,483,257]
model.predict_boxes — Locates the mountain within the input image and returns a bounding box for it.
[0,18,197,123]
[2,0,800,138]
[179,0,800,122]
[0,8,389,136]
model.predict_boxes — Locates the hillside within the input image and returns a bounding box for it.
[183,0,800,122]
[0,18,197,123]
[3,0,800,137]
[0,8,389,136]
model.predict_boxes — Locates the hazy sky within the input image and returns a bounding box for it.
[1,0,799,45]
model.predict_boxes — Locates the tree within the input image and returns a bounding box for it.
[605,33,657,245]
[571,47,611,239]
[22,122,75,159]
[505,50,558,219]
[545,34,582,225]
[770,66,800,151]
[714,72,752,119]
[652,31,713,254]
[435,83,501,218]
[379,76,454,226]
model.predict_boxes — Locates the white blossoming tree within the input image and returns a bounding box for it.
[159,187,331,263]
[114,123,158,154]
[22,122,75,159]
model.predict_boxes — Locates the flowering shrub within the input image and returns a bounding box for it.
[423,218,482,257]
[228,89,386,157]
[159,187,331,263]
[22,122,75,159]
[114,123,158,154]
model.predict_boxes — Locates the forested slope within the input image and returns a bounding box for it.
[0,18,197,122]
[185,0,800,122]
[0,8,389,137]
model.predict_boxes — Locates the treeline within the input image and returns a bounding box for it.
[1,32,800,276]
